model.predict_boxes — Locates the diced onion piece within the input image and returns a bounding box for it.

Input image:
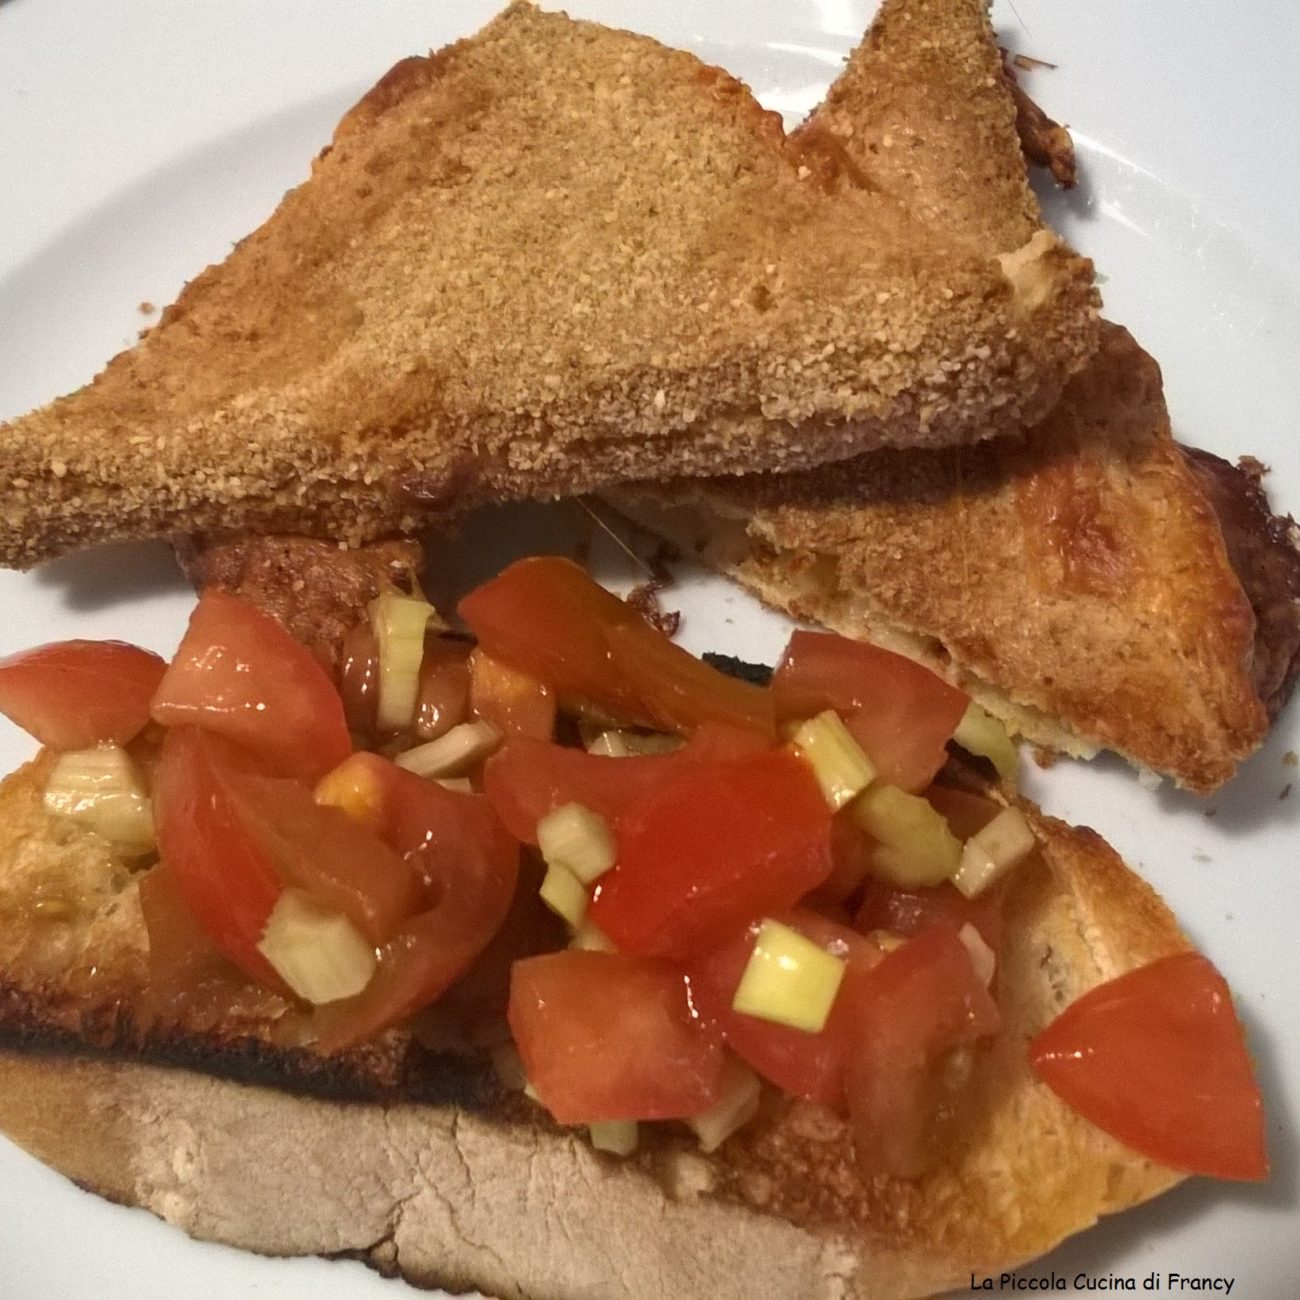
[585,730,632,758]
[539,863,589,928]
[788,710,877,810]
[686,1059,762,1153]
[435,777,474,793]
[952,806,1037,898]
[731,919,847,1033]
[585,728,683,757]
[43,745,155,854]
[395,720,502,779]
[369,592,437,732]
[588,1120,639,1156]
[570,922,617,953]
[852,782,962,887]
[537,802,616,885]
[953,703,1020,784]
[957,922,997,987]
[491,1043,528,1091]
[257,890,377,1004]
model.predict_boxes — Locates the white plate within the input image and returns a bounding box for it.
[0,1,1296,1296]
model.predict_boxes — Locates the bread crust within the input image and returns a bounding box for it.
[0,753,1185,1299]
[610,325,1266,793]
[611,0,1269,792]
[0,2,1098,570]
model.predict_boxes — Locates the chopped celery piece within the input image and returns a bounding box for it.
[952,807,1036,898]
[43,745,155,854]
[588,1120,639,1156]
[686,1060,762,1153]
[953,702,1020,784]
[852,782,961,886]
[257,890,376,1005]
[537,802,616,885]
[395,720,502,778]
[369,592,436,732]
[788,710,877,810]
[539,862,589,928]
[731,919,846,1033]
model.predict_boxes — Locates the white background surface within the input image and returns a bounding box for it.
[0,1,1297,1296]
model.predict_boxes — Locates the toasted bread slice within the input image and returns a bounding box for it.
[0,743,1186,1300]
[0,1,1099,570]
[611,0,1271,793]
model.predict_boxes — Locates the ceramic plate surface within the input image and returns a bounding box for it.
[0,1,1296,1296]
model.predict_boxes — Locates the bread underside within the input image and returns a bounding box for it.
[0,746,1187,1300]
[613,0,1278,794]
[0,1,1099,570]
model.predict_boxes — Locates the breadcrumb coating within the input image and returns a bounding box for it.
[0,2,1097,567]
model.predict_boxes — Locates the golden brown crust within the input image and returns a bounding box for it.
[613,0,1267,792]
[796,0,1043,255]
[612,326,1267,793]
[174,534,425,672]
[0,753,1186,1298]
[0,2,1099,570]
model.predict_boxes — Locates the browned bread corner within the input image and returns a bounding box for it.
[0,749,1185,1299]
[613,0,1274,792]
[0,1,1099,570]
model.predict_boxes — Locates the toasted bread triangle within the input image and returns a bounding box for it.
[612,0,1268,792]
[0,1,1098,569]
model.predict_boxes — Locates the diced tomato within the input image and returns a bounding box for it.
[414,637,472,742]
[0,640,165,750]
[856,878,1006,953]
[314,756,520,1050]
[591,751,833,961]
[458,557,775,738]
[508,950,725,1124]
[151,592,351,781]
[153,729,426,987]
[469,648,555,740]
[482,722,768,844]
[1030,952,1267,1181]
[151,727,287,989]
[844,922,1000,1177]
[220,771,424,944]
[771,630,968,792]
[691,909,883,1107]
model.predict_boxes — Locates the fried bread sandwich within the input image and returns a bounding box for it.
[608,0,1300,794]
[0,1,1100,569]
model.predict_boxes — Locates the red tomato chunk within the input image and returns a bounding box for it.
[508,950,725,1124]
[0,639,165,750]
[691,909,884,1107]
[459,556,774,738]
[591,750,833,961]
[1031,951,1268,1181]
[151,591,351,781]
[771,630,968,793]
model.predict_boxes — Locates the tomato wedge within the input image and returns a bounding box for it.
[508,950,725,1124]
[0,639,165,750]
[458,557,775,738]
[482,722,768,844]
[153,729,425,987]
[591,750,833,961]
[314,757,520,1050]
[691,909,883,1107]
[151,727,286,989]
[152,591,351,781]
[844,922,1000,1177]
[469,649,555,740]
[1030,952,1267,1181]
[771,630,968,792]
